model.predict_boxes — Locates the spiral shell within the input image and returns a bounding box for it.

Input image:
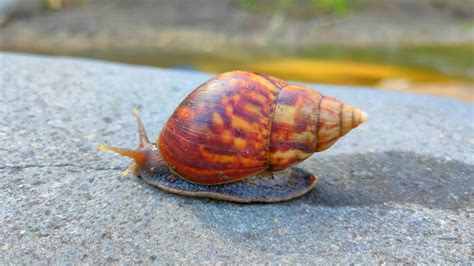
[158,71,366,185]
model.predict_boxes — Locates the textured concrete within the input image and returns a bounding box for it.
[0,52,473,264]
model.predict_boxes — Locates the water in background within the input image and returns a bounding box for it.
[1,0,473,101]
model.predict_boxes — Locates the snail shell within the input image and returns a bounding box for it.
[158,71,367,185]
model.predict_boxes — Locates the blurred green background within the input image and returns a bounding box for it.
[1,0,473,101]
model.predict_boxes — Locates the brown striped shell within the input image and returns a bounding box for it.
[158,71,367,185]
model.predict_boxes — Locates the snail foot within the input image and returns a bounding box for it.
[140,166,318,203]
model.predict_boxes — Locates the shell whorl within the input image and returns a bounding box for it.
[340,104,368,137]
[314,97,367,152]
[269,88,368,169]
[158,71,367,185]
[158,71,281,185]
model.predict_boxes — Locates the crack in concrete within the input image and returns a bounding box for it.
[0,163,122,171]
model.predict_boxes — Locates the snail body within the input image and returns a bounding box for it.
[99,71,367,202]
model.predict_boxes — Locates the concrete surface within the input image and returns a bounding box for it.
[0,52,473,264]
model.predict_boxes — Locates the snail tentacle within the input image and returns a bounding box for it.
[98,109,155,173]
[132,108,151,148]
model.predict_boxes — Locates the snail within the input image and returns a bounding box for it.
[99,71,367,203]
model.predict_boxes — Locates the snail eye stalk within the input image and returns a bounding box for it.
[98,108,153,166]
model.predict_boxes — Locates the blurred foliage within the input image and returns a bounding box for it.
[43,0,91,10]
[311,0,350,14]
[239,0,350,16]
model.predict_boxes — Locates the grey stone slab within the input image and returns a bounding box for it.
[0,52,473,264]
